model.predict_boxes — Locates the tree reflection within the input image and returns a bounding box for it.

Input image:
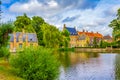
[115,54,120,80]
[57,51,99,69]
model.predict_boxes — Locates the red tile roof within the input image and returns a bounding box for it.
[78,31,103,38]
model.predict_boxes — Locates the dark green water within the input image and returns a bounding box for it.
[58,52,120,80]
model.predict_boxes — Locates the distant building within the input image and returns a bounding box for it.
[63,24,103,47]
[103,35,113,43]
[78,30,103,47]
[8,31,38,52]
[63,24,78,47]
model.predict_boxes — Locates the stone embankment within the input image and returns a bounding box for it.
[75,47,120,52]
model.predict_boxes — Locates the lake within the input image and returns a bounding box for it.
[57,52,120,80]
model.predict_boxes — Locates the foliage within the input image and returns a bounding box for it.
[0,47,10,59]
[14,14,70,48]
[93,37,97,48]
[31,16,45,45]
[10,47,60,80]
[61,29,70,48]
[14,13,35,32]
[41,23,64,48]
[99,40,112,48]
[0,22,14,48]
[109,8,120,47]
[58,47,74,51]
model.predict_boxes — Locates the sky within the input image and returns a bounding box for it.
[1,0,120,36]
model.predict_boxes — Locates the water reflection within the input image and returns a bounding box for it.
[57,52,119,80]
[115,54,120,80]
[57,52,99,68]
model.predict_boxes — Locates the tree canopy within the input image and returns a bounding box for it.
[109,8,120,47]
[13,14,70,48]
[14,13,35,32]
[0,22,14,48]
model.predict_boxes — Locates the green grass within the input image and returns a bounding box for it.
[0,58,23,80]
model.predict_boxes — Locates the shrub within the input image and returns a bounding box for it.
[10,47,60,80]
[0,47,10,59]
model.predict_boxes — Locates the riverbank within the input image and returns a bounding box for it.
[75,47,120,53]
[0,58,23,80]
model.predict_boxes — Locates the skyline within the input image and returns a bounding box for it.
[1,0,120,36]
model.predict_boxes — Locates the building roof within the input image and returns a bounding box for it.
[78,31,103,38]
[9,32,38,42]
[65,27,77,35]
[103,35,112,40]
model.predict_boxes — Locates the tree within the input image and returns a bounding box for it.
[0,22,13,48]
[14,13,34,32]
[10,47,60,80]
[41,23,63,48]
[31,16,45,45]
[109,8,120,47]
[93,37,97,48]
[61,29,70,48]
[14,14,70,48]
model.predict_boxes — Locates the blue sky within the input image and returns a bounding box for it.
[1,0,120,35]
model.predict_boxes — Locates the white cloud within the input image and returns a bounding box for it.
[48,0,58,7]
[3,0,120,36]
[9,0,61,17]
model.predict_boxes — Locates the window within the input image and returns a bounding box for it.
[19,44,22,48]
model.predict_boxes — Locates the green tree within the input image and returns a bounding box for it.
[109,8,120,46]
[14,14,70,48]
[10,47,60,80]
[61,29,70,48]
[14,13,34,32]
[31,16,45,45]
[0,22,13,48]
[0,47,10,60]
[93,37,97,48]
[41,23,62,48]
[99,40,111,48]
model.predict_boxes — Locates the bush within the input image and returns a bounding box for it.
[0,47,10,59]
[10,47,60,80]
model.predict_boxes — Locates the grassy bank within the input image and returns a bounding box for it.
[0,58,23,80]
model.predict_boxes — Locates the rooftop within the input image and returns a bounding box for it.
[78,31,103,38]
[65,27,77,35]
[9,32,38,42]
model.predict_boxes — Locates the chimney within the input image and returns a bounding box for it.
[83,29,85,32]
[74,26,76,30]
[63,24,66,28]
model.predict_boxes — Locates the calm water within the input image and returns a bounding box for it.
[57,52,120,80]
